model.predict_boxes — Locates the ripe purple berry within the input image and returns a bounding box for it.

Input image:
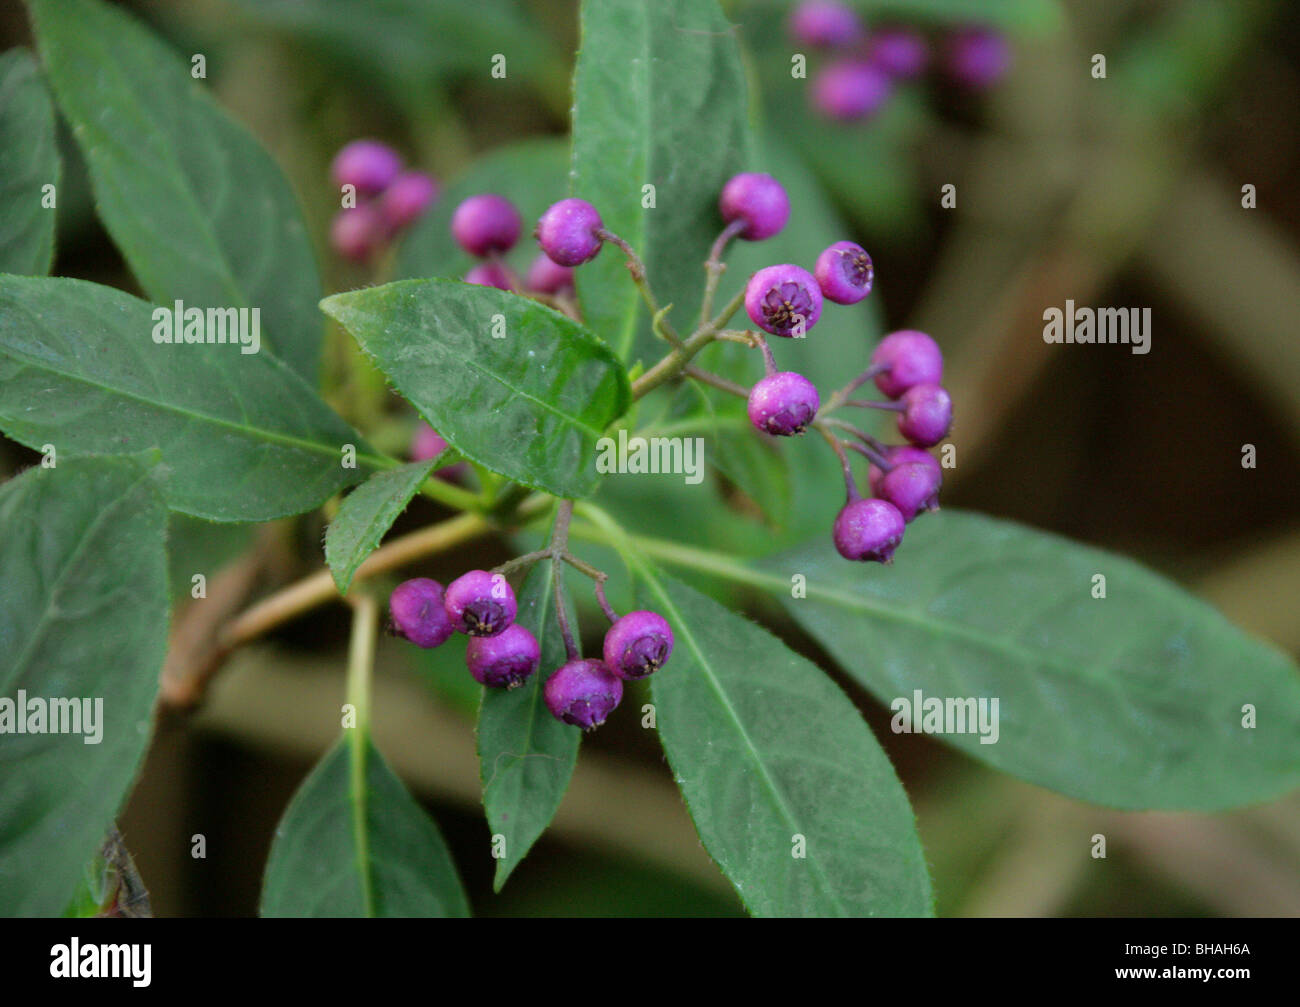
[897,383,953,447]
[536,198,604,267]
[332,139,403,194]
[868,28,930,79]
[464,262,513,290]
[868,444,940,496]
[389,578,454,649]
[526,253,575,295]
[871,329,944,399]
[833,498,906,563]
[745,264,823,338]
[947,27,1011,90]
[466,624,541,689]
[444,569,516,637]
[544,659,624,730]
[748,372,820,436]
[788,1,863,49]
[719,173,790,242]
[380,171,438,230]
[330,205,387,262]
[812,61,892,122]
[411,421,447,462]
[814,240,874,304]
[451,194,522,257]
[878,462,942,522]
[603,611,674,681]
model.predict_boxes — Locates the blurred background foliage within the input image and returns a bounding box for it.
[3,0,1299,916]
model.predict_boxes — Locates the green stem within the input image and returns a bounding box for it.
[630,287,747,400]
[345,593,379,918]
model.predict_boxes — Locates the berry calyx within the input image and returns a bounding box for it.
[868,28,930,79]
[526,253,575,295]
[719,173,790,242]
[878,461,942,521]
[897,383,953,447]
[812,61,892,122]
[814,240,874,304]
[389,578,454,649]
[444,570,517,637]
[330,205,386,262]
[870,329,944,399]
[464,262,513,290]
[788,1,863,49]
[748,371,820,436]
[867,444,940,496]
[544,659,624,730]
[331,139,402,194]
[745,264,823,338]
[833,498,906,563]
[947,27,1011,90]
[602,611,674,681]
[451,194,522,257]
[380,171,438,230]
[536,198,604,266]
[467,624,541,689]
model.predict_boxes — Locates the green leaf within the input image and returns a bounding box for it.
[325,458,443,594]
[261,736,469,917]
[0,275,369,522]
[848,0,1065,34]
[396,138,569,282]
[570,0,752,361]
[639,572,933,916]
[322,279,631,498]
[766,510,1300,811]
[0,456,169,916]
[0,48,59,274]
[478,559,581,891]
[27,0,324,382]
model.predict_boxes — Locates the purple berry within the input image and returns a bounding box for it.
[788,1,863,49]
[868,444,940,496]
[719,173,790,242]
[330,205,387,262]
[544,659,624,730]
[526,253,575,295]
[871,330,943,398]
[877,461,942,522]
[411,421,447,462]
[444,569,517,637]
[745,264,823,338]
[898,383,953,447]
[812,61,893,121]
[947,27,1011,90]
[332,139,403,194]
[602,611,674,681]
[389,578,454,649]
[833,499,906,563]
[380,171,438,230]
[868,28,930,79]
[814,240,874,304]
[536,198,604,267]
[747,371,820,436]
[464,262,513,290]
[467,624,541,689]
[451,194,522,257]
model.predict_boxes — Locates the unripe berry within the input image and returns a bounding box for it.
[464,262,513,290]
[745,264,823,338]
[747,371,820,436]
[444,569,516,637]
[833,498,906,563]
[788,1,863,49]
[871,329,943,398]
[812,61,892,122]
[878,461,942,521]
[536,198,604,266]
[868,28,930,79]
[389,578,454,649]
[719,173,790,241]
[897,383,953,447]
[947,27,1011,90]
[867,444,940,496]
[544,659,623,730]
[380,171,438,230]
[331,139,402,194]
[451,194,522,257]
[603,611,674,681]
[814,240,874,304]
[330,205,386,262]
[467,624,541,689]
[526,253,575,295]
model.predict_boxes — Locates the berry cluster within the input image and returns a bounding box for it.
[788,2,1011,124]
[330,139,439,262]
